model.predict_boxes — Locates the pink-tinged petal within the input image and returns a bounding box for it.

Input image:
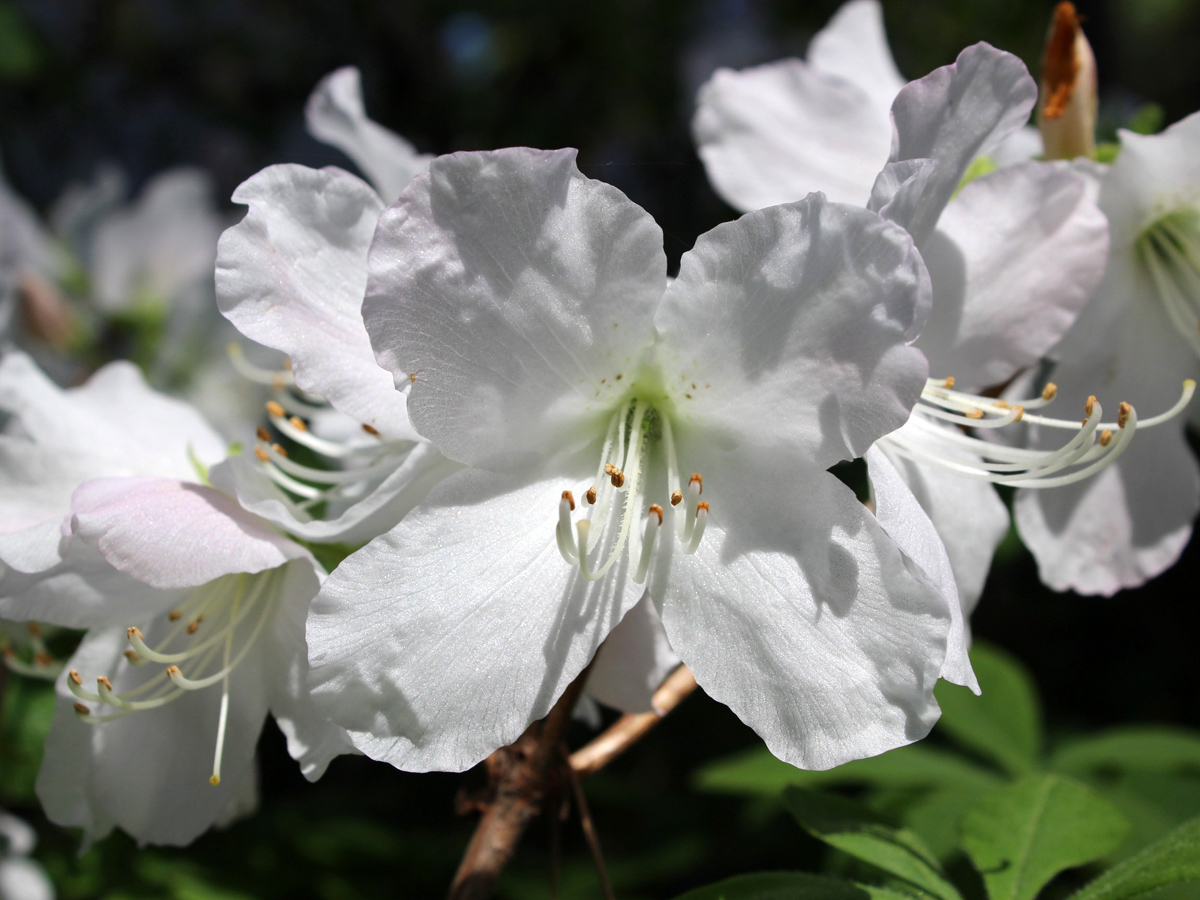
[658,194,930,468]
[694,59,891,210]
[653,447,950,770]
[808,0,905,110]
[867,444,985,692]
[364,148,666,472]
[216,164,415,440]
[919,161,1109,387]
[587,594,680,713]
[0,351,226,476]
[882,43,1037,246]
[305,66,432,203]
[69,477,305,589]
[306,466,644,773]
[0,540,185,629]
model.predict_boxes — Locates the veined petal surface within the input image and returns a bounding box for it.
[307,466,644,772]
[364,147,666,471]
[656,195,929,468]
[652,448,948,771]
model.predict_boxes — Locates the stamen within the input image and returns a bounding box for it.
[362,423,380,436]
[255,426,270,442]
[670,490,682,506]
[882,376,1193,490]
[265,400,286,418]
[586,487,597,505]
[289,416,307,432]
[633,506,663,584]
[227,343,295,387]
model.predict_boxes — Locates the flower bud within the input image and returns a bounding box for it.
[1038,2,1097,160]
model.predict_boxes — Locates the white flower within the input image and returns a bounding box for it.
[1016,113,1200,594]
[692,0,1040,212]
[0,352,351,846]
[304,146,961,774]
[0,811,53,900]
[695,34,1152,680]
[213,149,680,709]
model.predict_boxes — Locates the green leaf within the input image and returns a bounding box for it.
[672,871,871,900]
[1127,103,1165,135]
[696,743,1001,798]
[901,786,994,862]
[1094,142,1121,163]
[784,788,962,900]
[1069,814,1200,900]
[1051,727,1200,778]
[935,642,1041,776]
[961,774,1130,900]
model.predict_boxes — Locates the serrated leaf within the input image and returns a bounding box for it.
[1068,814,1200,900]
[784,788,962,900]
[935,642,1041,776]
[672,871,871,900]
[695,743,1000,798]
[1051,728,1200,778]
[961,774,1129,900]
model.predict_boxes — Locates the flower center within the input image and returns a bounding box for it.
[67,569,283,787]
[1138,207,1200,355]
[555,398,708,584]
[881,376,1195,487]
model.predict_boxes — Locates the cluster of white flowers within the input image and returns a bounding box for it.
[0,1,1197,867]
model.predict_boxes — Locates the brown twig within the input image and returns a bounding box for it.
[569,665,698,778]
[447,669,592,900]
[565,755,616,900]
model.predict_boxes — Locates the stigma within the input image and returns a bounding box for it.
[69,569,283,787]
[880,376,1196,488]
[555,398,709,585]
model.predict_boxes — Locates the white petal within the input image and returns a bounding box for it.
[36,624,269,847]
[865,446,976,692]
[876,438,1009,616]
[883,43,1037,246]
[364,148,666,471]
[0,858,54,900]
[216,164,415,440]
[693,60,891,210]
[586,594,680,713]
[1100,111,1200,244]
[0,351,226,477]
[305,67,432,203]
[808,0,905,109]
[91,168,222,313]
[69,478,306,589]
[1017,289,1200,594]
[262,558,356,780]
[306,466,644,772]
[0,540,185,629]
[918,161,1109,387]
[208,442,461,545]
[658,194,929,468]
[990,124,1043,166]
[654,450,949,770]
